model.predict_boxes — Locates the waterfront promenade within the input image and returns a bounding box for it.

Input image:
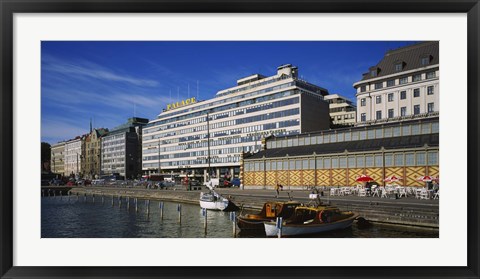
[62,185,439,230]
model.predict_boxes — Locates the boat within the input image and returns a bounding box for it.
[236,201,302,233]
[263,205,359,237]
[199,190,231,211]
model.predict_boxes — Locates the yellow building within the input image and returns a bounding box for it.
[243,116,439,189]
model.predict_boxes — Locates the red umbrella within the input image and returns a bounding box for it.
[384,175,402,182]
[417,176,433,182]
[356,174,374,182]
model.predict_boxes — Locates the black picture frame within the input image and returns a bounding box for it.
[1,1,479,278]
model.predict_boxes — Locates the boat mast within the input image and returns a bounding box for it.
[207,112,211,178]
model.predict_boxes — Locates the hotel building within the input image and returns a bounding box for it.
[50,141,65,176]
[142,64,331,180]
[323,94,356,127]
[243,115,439,188]
[354,41,439,123]
[101,117,149,179]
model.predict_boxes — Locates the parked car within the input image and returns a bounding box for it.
[50,178,64,186]
[157,180,176,189]
[231,178,241,187]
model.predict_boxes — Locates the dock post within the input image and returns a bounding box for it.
[53,190,56,198]
[76,192,79,201]
[84,193,87,203]
[119,196,122,207]
[102,194,105,205]
[112,195,114,207]
[202,208,207,235]
[127,197,130,210]
[177,204,182,224]
[146,200,150,216]
[92,194,95,204]
[230,211,237,238]
[159,202,164,220]
[276,217,283,238]
[135,198,138,213]
[59,191,62,200]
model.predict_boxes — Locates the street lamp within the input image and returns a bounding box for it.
[158,138,161,175]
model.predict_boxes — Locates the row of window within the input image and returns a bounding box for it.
[361,86,435,106]
[144,107,300,145]
[148,82,296,129]
[361,71,437,92]
[361,103,435,121]
[144,91,298,136]
[244,150,438,172]
[142,155,242,169]
[266,120,438,149]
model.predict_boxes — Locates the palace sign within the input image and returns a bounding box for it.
[167,97,196,110]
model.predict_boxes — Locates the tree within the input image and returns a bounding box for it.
[41,142,51,172]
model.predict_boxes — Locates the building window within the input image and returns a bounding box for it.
[360,86,366,92]
[375,82,383,90]
[400,91,407,99]
[416,152,426,165]
[399,77,408,84]
[388,93,394,102]
[426,71,436,79]
[394,63,403,72]
[387,79,395,87]
[400,107,407,116]
[428,102,435,113]
[361,98,366,106]
[371,70,377,77]
[376,110,382,120]
[376,95,382,104]
[414,105,420,115]
[388,109,394,118]
[421,57,430,66]
[413,74,421,82]
[428,151,439,165]
[384,154,393,167]
[427,86,434,95]
[413,88,420,97]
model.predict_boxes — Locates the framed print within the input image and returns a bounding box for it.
[1,0,479,278]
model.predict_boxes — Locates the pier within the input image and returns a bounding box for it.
[65,186,439,230]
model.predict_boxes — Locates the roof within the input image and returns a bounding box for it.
[246,134,438,160]
[359,41,439,82]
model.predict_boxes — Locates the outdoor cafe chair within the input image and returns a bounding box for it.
[398,187,407,198]
[433,190,439,200]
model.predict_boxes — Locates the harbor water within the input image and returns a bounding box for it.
[41,196,438,238]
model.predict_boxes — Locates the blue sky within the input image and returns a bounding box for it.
[41,41,417,144]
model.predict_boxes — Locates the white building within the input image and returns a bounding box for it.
[142,64,331,180]
[323,94,356,126]
[50,141,65,176]
[353,41,439,123]
[64,137,83,177]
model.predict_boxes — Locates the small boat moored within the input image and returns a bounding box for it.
[199,189,237,211]
[237,201,302,233]
[264,205,358,237]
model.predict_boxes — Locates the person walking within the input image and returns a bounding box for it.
[275,183,283,198]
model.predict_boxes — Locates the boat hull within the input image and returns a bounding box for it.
[237,217,270,232]
[199,200,229,211]
[264,214,358,237]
